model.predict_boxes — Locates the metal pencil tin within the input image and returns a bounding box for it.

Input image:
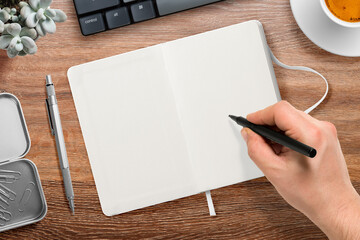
[0,93,47,232]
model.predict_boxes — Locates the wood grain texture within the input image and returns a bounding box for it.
[1,0,359,239]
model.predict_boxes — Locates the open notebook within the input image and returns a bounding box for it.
[68,20,281,216]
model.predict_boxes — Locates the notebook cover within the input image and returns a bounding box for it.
[68,20,280,216]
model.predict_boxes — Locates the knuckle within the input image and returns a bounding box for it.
[279,100,289,106]
[275,100,292,114]
[309,126,324,142]
[322,121,337,136]
[277,100,290,109]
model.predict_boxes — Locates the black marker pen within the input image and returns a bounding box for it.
[229,115,317,158]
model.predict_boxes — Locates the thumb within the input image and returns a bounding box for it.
[241,128,280,172]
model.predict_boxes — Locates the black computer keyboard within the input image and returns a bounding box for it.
[73,0,222,36]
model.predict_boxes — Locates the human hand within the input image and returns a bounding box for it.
[241,101,360,239]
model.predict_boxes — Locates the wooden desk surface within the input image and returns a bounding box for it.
[1,0,359,239]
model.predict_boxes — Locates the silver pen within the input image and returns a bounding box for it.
[45,75,75,214]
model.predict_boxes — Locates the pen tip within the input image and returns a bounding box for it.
[229,115,237,121]
[69,199,75,215]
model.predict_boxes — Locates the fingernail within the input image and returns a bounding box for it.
[241,129,248,142]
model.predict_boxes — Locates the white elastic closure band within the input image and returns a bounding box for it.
[205,191,216,216]
[269,49,329,114]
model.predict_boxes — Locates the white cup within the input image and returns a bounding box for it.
[320,0,360,28]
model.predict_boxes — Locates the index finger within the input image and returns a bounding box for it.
[247,101,317,134]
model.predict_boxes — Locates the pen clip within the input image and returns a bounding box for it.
[46,99,55,136]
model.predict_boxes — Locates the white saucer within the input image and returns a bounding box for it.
[290,0,360,57]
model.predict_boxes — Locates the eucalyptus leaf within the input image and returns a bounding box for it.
[39,0,52,9]
[40,17,55,34]
[9,8,16,15]
[25,12,38,28]
[44,8,55,18]
[52,9,66,22]
[6,23,21,36]
[1,23,10,34]
[11,15,18,22]
[20,27,37,39]
[35,23,45,36]
[0,9,10,22]
[0,35,12,49]
[20,5,32,19]
[21,36,37,54]
[0,20,4,33]
[19,1,28,8]
[29,0,40,10]
[35,8,45,21]
[7,47,18,58]
[8,36,18,48]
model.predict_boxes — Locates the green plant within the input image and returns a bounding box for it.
[0,0,66,58]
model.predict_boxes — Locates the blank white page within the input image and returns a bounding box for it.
[68,46,197,216]
[162,21,280,191]
[68,21,281,216]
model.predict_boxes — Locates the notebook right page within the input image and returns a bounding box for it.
[162,21,280,191]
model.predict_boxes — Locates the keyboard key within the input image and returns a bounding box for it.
[73,0,223,35]
[79,13,106,36]
[156,0,221,16]
[74,0,120,15]
[130,0,156,23]
[105,7,131,29]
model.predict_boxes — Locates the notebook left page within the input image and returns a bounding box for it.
[68,45,198,216]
